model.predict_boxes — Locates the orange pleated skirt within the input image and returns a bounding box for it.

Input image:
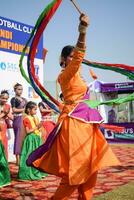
[33,116,120,185]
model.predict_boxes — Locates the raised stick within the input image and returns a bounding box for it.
[70,0,82,15]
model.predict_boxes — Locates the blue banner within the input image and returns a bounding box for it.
[0,16,43,59]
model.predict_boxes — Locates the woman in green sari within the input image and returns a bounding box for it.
[0,127,11,188]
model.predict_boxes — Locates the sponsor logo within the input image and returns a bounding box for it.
[122,128,134,134]
[115,83,134,89]
[0,61,19,72]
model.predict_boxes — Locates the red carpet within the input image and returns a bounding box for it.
[0,145,134,199]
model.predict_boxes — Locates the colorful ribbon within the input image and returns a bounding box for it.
[83,59,134,81]
[19,0,62,113]
[19,0,134,113]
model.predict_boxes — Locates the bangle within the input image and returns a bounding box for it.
[75,46,86,52]
[78,24,87,34]
[78,40,85,44]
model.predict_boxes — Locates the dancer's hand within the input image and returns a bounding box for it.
[79,13,89,27]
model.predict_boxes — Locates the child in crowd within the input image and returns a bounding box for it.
[38,101,56,142]
[18,101,47,180]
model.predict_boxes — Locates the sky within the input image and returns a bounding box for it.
[0,0,134,83]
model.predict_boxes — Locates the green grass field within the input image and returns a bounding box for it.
[93,182,134,200]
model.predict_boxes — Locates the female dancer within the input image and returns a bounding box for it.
[27,14,120,199]
[0,139,11,188]
[11,83,27,165]
[0,115,11,188]
[0,90,13,158]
